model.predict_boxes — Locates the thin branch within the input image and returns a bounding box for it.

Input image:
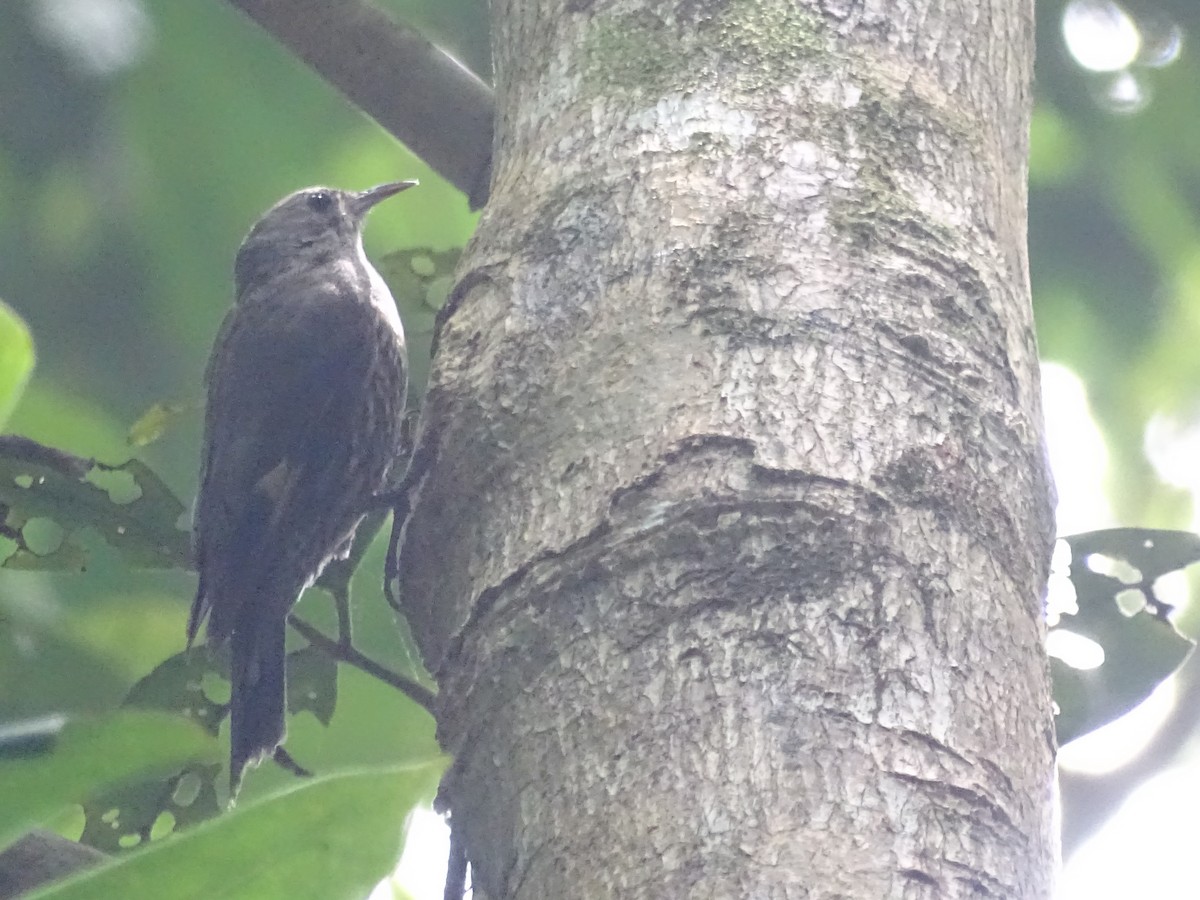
[287,613,437,714]
[334,585,353,645]
[224,0,494,207]
[443,818,468,900]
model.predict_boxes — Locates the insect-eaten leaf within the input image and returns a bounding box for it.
[285,645,337,726]
[377,246,462,405]
[126,640,340,743]
[43,764,445,900]
[0,711,218,851]
[1051,528,1198,745]
[0,435,191,571]
[1,511,86,570]
[106,638,342,837]
[80,762,223,853]
[376,247,461,317]
[124,647,227,738]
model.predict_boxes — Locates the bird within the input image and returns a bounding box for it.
[187,181,415,792]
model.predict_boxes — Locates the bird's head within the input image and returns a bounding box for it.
[233,181,418,296]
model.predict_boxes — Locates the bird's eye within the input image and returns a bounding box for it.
[307,191,333,212]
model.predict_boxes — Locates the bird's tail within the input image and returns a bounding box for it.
[229,609,287,794]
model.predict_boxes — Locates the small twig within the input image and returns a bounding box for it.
[333,585,353,645]
[287,613,436,714]
[224,0,494,206]
[444,817,468,900]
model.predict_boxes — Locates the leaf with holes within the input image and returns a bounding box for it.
[127,641,340,735]
[0,711,218,849]
[35,764,445,900]
[111,639,341,830]
[124,648,227,737]
[1,507,87,570]
[377,246,462,405]
[1052,528,1197,744]
[80,763,222,853]
[0,436,191,571]
[285,645,337,726]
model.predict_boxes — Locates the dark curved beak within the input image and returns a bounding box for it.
[350,180,418,216]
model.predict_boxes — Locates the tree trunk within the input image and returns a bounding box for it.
[399,0,1056,897]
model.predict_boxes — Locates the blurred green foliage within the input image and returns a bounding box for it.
[32,763,444,900]
[1053,528,1197,745]
[0,0,475,725]
[0,711,219,849]
[0,301,34,428]
[1032,2,1200,540]
[0,0,471,892]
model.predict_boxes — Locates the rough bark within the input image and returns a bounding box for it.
[399,0,1056,897]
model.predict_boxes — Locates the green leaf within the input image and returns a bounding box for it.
[102,639,340,836]
[80,763,223,853]
[0,300,35,429]
[0,436,191,571]
[233,663,438,807]
[0,606,130,719]
[377,246,462,406]
[316,509,389,598]
[285,645,339,727]
[1053,528,1198,744]
[33,763,445,900]
[125,639,340,734]
[127,401,195,448]
[123,648,227,738]
[0,711,219,849]
[346,528,431,688]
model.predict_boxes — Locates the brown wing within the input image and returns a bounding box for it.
[189,290,406,643]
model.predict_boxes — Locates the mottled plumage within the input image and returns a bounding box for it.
[189,182,414,791]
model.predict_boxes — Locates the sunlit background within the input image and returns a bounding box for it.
[2,0,1199,897]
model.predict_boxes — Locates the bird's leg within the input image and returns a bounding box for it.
[272,746,312,779]
[384,512,405,615]
[377,430,439,614]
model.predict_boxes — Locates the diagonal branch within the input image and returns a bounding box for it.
[288,613,437,714]
[225,0,494,207]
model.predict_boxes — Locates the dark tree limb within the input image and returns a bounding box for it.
[0,830,106,900]
[224,0,494,207]
[334,584,353,646]
[443,819,468,900]
[287,613,436,714]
